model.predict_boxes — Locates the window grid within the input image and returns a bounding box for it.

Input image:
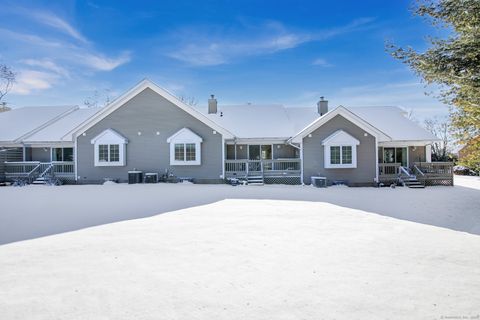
[109,145,120,162]
[185,143,196,161]
[342,146,352,164]
[174,144,185,161]
[99,145,109,162]
[330,146,341,164]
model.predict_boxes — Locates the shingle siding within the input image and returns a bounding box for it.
[303,114,376,186]
[76,88,224,183]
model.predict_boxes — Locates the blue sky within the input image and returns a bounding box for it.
[0,0,448,119]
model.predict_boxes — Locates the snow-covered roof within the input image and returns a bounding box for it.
[202,104,319,139]
[24,108,100,143]
[0,106,76,143]
[347,106,439,142]
[0,106,100,144]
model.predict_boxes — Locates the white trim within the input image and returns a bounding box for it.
[300,141,304,184]
[375,137,379,183]
[166,128,203,144]
[167,128,202,166]
[90,128,128,144]
[74,137,78,181]
[322,130,359,169]
[425,145,432,162]
[227,138,290,145]
[221,137,225,179]
[290,106,390,144]
[91,129,128,167]
[378,140,439,147]
[66,79,235,141]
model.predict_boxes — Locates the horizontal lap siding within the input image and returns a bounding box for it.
[303,115,376,186]
[76,88,223,183]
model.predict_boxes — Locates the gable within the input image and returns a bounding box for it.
[91,128,128,144]
[167,128,203,143]
[67,79,234,140]
[290,106,390,144]
[322,130,360,146]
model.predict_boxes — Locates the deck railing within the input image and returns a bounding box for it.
[378,161,454,186]
[225,159,301,177]
[414,162,453,186]
[378,163,401,181]
[4,161,75,181]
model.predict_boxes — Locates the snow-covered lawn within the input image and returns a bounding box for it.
[0,178,479,319]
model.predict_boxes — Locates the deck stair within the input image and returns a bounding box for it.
[32,163,54,185]
[247,175,264,185]
[398,166,425,189]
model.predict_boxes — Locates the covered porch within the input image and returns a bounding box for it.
[1,146,75,183]
[378,145,453,186]
[224,143,301,184]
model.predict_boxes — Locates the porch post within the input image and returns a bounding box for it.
[22,146,26,161]
[300,142,304,185]
[375,137,379,183]
[221,137,225,179]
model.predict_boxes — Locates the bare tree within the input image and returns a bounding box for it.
[84,89,113,108]
[424,116,453,161]
[178,95,198,107]
[0,64,15,105]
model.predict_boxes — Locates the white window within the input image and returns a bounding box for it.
[167,128,202,165]
[322,130,359,169]
[91,129,128,167]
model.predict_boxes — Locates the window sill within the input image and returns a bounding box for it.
[325,164,357,169]
[170,160,201,166]
[95,162,125,167]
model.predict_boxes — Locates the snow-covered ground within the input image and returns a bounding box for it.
[0,178,479,319]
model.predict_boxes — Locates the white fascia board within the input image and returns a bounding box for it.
[290,106,390,144]
[229,138,290,145]
[67,79,235,140]
[166,128,203,143]
[90,128,128,144]
[379,140,440,147]
[22,142,74,148]
[321,130,360,146]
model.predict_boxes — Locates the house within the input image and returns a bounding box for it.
[0,79,453,186]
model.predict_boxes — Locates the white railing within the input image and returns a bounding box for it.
[4,161,75,180]
[225,159,301,177]
[52,161,75,176]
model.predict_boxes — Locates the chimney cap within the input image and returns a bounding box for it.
[320,96,325,101]
[210,94,215,99]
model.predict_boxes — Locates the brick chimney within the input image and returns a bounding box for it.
[208,94,217,114]
[317,96,328,116]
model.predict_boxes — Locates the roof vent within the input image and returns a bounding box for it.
[317,96,328,116]
[208,94,217,114]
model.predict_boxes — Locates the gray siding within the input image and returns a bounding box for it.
[76,88,224,183]
[273,144,297,159]
[27,147,51,162]
[303,115,376,186]
[409,146,426,164]
[0,148,23,182]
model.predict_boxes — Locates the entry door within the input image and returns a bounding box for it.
[248,145,260,160]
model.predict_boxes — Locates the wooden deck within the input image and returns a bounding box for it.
[379,162,454,186]
[4,161,75,183]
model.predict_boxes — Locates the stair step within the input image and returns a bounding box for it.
[32,181,46,185]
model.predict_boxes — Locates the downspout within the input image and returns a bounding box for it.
[74,134,78,182]
[287,139,303,184]
[300,142,304,185]
[221,136,225,179]
[375,136,379,183]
